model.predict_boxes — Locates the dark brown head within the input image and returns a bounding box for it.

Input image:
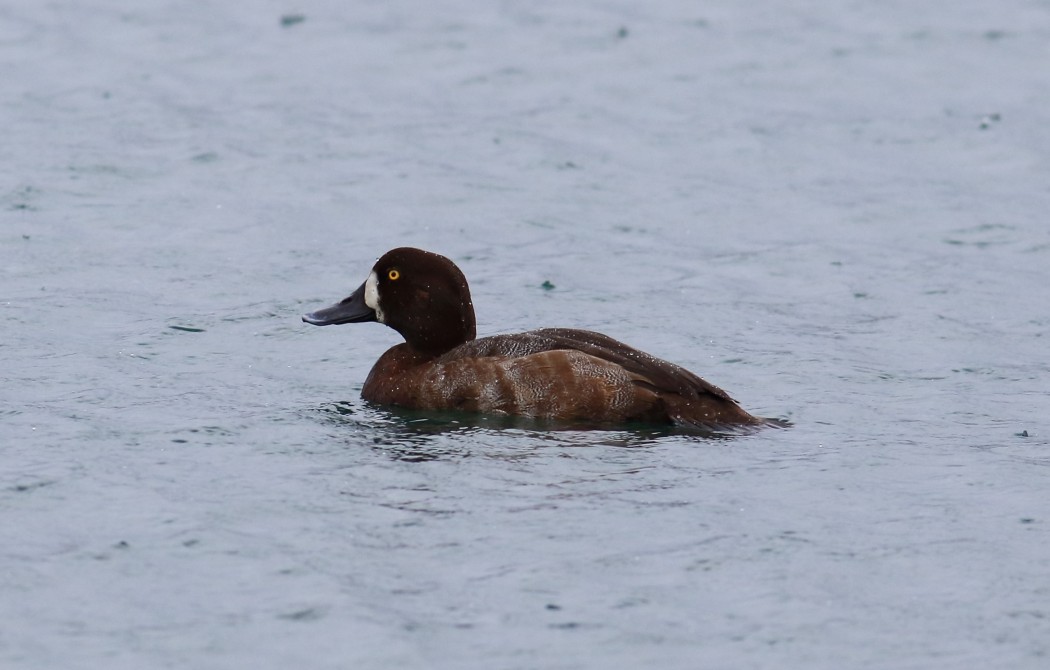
[302,247,477,357]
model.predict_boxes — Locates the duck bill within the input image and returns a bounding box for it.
[302,281,376,326]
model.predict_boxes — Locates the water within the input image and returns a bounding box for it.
[3,1,1049,668]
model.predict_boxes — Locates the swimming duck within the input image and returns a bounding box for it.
[303,247,779,429]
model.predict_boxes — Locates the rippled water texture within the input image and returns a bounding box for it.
[3,1,1048,668]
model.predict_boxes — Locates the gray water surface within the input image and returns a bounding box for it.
[3,1,1049,668]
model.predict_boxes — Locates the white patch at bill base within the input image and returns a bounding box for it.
[364,270,384,322]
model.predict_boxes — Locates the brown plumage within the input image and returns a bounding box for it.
[303,247,782,430]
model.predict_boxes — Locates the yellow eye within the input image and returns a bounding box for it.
[387,269,400,281]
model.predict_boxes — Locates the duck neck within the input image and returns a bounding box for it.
[400,298,476,358]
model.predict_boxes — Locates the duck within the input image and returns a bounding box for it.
[302,247,782,430]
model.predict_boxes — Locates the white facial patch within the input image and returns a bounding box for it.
[364,270,384,322]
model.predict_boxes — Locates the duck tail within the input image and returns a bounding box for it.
[662,394,791,433]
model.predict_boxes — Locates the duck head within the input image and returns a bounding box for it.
[302,247,477,357]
